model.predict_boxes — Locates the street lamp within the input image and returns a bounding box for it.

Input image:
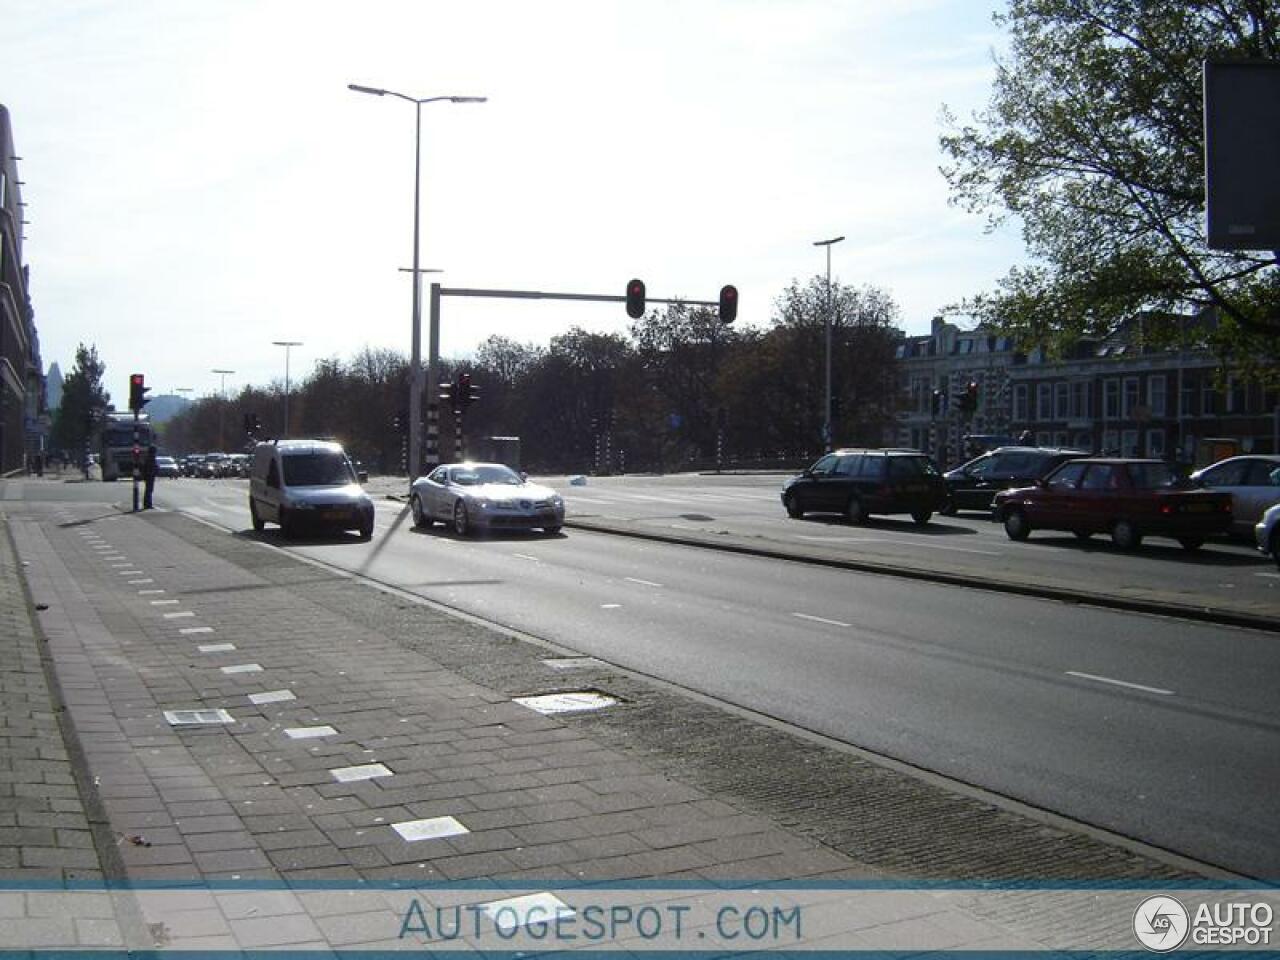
[211,369,234,451]
[271,342,302,438]
[348,82,487,480]
[813,236,844,451]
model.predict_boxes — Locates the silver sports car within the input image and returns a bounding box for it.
[409,462,565,536]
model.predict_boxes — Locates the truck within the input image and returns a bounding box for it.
[99,412,154,481]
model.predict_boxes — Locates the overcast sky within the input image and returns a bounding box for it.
[5,0,1024,403]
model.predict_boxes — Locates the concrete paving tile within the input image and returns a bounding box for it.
[227,913,325,948]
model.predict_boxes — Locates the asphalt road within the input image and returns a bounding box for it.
[97,473,1280,879]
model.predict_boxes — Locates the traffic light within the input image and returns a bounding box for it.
[457,373,472,410]
[965,380,979,414]
[625,278,646,319]
[392,410,407,434]
[244,413,262,437]
[718,284,738,324]
[930,389,943,416]
[439,381,457,413]
[128,373,150,413]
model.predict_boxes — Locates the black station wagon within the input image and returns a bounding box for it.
[782,449,947,525]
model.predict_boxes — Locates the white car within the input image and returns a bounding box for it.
[1257,502,1280,570]
[409,462,564,536]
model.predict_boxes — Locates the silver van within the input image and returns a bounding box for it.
[248,439,374,539]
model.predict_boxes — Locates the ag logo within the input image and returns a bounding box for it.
[1133,896,1190,952]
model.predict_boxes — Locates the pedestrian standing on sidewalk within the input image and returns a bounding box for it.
[142,444,158,509]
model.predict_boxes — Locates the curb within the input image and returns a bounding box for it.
[562,517,1280,635]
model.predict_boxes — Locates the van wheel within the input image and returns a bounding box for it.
[410,494,431,529]
[1003,509,1031,541]
[783,492,803,518]
[280,507,296,540]
[911,510,932,526]
[845,496,867,525]
[1111,519,1142,550]
[249,498,264,532]
[453,501,471,537]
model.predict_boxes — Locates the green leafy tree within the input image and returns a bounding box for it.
[51,344,110,462]
[940,0,1280,381]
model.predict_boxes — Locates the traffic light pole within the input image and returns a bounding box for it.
[423,283,721,480]
[131,409,141,513]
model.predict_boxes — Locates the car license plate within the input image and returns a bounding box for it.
[322,510,350,521]
[1183,503,1211,513]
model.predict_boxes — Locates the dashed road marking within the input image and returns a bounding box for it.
[1065,670,1174,696]
[793,612,852,628]
[625,576,664,588]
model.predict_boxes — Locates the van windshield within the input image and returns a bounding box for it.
[282,453,355,487]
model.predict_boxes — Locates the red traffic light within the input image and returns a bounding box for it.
[625,278,646,319]
[718,284,738,324]
[128,373,150,413]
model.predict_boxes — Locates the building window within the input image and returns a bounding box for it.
[1104,379,1120,419]
[1147,429,1165,459]
[1121,429,1140,457]
[1180,377,1197,417]
[1226,376,1247,414]
[1037,383,1052,421]
[1013,384,1029,422]
[1054,382,1070,420]
[1148,375,1167,417]
[1102,430,1119,455]
[1054,431,1069,447]
[1122,378,1140,417]
[1070,381,1089,419]
[1202,380,1217,416]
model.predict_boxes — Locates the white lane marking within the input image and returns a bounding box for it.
[138,589,165,595]
[792,612,852,628]
[1065,670,1174,697]
[163,611,196,619]
[624,577,664,588]
[180,626,214,635]
[127,579,154,585]
[1256,572,1280,580]
[149,599,180,606]
[512,553,540,562]
[600,603,622,609]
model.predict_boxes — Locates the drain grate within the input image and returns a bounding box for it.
[164,709,234,726]
[513,690,618,715]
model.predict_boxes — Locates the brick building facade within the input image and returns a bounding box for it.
[895,316,1279,468]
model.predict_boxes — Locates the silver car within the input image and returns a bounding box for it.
[1191,454,1280,537]
[409,462,564,536]
[1257,502,1280,570]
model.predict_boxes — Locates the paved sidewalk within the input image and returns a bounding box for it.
[0,494,1221,952]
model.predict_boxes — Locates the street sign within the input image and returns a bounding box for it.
[1204,59,1280,250]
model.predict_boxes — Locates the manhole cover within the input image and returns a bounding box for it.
[164,709,234,726]
[513,691,617,714]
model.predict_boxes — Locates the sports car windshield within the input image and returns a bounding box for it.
[451,465,522,486]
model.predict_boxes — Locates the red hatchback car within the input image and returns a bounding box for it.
[992,458,1232,551]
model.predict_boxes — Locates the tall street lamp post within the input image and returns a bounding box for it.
[272,342,302,438]
[211,369,234,451]
[348,83,486,481]
[813,236,844,451]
